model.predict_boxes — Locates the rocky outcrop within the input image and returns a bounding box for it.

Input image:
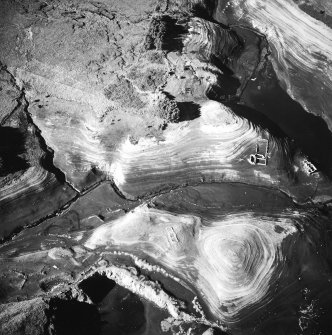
[0,298,48,335]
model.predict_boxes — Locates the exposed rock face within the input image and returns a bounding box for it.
[1,0,332,334]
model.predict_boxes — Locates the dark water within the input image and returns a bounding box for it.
[48,298,101,335]
[78,273,116,304]
[99,285,146,335]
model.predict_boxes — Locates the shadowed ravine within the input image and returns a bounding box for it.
[0,0,332,335]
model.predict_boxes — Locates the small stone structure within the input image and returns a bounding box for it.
[248,139,269,166]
